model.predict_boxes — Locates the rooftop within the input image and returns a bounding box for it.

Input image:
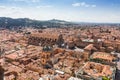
[91,52,116,62]
[30,32,59,40]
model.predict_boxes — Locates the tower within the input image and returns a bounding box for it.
[57,34,64,48]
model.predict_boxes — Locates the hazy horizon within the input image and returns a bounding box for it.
[0,0,120,23]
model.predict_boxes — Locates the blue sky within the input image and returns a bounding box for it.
[0,0,120,23]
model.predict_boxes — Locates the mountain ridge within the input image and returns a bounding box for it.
[0,17,76,29]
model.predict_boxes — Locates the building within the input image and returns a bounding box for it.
[28,33,64,47]
[76,62,116,80]
[90,52,117,66]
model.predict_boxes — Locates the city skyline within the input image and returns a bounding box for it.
[0,0,120,23]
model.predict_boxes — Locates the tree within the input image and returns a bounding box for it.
[102,76,110,80]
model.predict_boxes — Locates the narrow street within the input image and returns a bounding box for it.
[115,54,120,80]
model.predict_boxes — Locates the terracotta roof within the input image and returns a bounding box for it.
[5,53,19,60]
[91,52,116,62]
[31,33,59,40]
[83,62,113,78]
[84,44,97,51]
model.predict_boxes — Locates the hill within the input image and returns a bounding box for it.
[0,17,76,29]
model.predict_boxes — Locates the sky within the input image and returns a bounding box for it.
[0,0,120,23]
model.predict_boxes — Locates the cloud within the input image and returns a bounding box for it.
[12,0,40,3]
[0,6,6,9]
[36,5,53,8]
[91,5,96,7]
[72,3,81,7]
[0,6,22,11]
[72,2,96,8]
[0,6,23,17]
